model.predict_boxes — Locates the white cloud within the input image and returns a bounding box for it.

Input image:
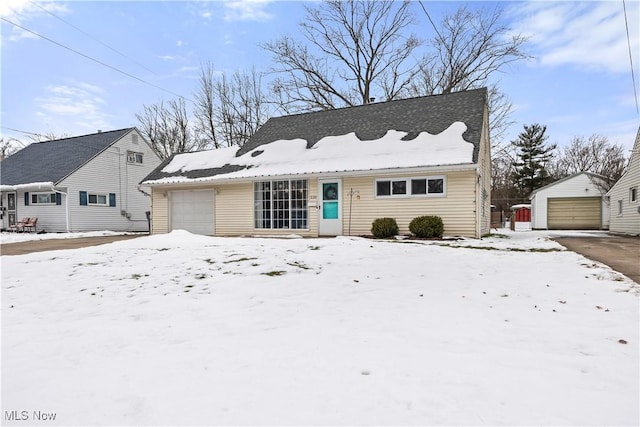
[509,1,639,74]
[201,10,212,19]
[1,0,70,44]
[35,82,112,133]
[159,55,176,61]
[176,40,185,47]
[223,0,273,22]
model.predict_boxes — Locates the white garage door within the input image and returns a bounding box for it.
[170,190,215,235]
[548,197,601,230]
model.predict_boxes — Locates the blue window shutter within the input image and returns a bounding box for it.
[56,193,62,205]
[24,192,29,206]
[79,191,88,206]
[109,193,116,207]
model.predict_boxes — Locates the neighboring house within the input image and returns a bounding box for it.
[607,127,640,236]
[0,128,162,233]
[142,88,491,238]
[529,172,610,230]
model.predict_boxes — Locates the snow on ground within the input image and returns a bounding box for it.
[0,230,137,244]
[1,230,638,426]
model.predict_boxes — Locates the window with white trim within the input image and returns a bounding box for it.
[254,179,308,229]
[88,193,108,206]
[31,192,56,205]
[618,200,623,216]
[376,176,446,198]
[630,187,637,203]
[127,151,143,164]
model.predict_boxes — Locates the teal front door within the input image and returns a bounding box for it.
[318,179,342,236]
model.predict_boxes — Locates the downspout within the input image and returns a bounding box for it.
[476,168,482,239]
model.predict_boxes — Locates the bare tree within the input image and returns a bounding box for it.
[412,4,529,95]
[553,135,627,192]
[263,0,420,112]
[408,4,528,146]
[194,62,221,149]
[1,131,72,160]
[0,137,24,160]
[26,131,71,143]
[136,98,205,160]
[213,68,270,147]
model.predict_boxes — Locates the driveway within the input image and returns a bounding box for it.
[552,234,640,284]
[0,235,144,256]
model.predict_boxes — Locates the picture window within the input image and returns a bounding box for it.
[254,179,308,230]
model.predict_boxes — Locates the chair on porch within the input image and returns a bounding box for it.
[8,217,29,232]
[22,217,38,233]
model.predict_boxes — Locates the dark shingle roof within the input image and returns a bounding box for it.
[142,88,487,183]
[238,88,487,160]
[1,128,133,186]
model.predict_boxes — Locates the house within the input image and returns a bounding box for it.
[0,128,162,233]
[529,172,610,230]
[607,127,640,236]
[141,88,491,238]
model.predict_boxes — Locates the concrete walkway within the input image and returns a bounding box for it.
[552,234,640,284]
[0,234,144,256]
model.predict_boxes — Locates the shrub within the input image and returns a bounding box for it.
[371,217,399,238]
[409,215,444,238]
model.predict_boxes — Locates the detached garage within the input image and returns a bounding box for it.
[169,190,215,235]
[530,172,609,230]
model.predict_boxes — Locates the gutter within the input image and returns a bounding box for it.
[142,163,479,188]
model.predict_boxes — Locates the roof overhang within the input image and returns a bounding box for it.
[142,163,478,188]
[0,182,56,192]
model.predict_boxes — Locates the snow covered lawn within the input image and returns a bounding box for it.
[2,231,638,425]
[0,230,137,245]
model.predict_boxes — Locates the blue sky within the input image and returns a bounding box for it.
[1,1,639,155]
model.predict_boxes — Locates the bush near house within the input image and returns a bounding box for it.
[409,215,444,238]
[371,218,399,238]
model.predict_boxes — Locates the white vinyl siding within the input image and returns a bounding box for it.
[608,131,640,235]
[58,130,161,232]
[8,190,67,232]
[477,109,491,236]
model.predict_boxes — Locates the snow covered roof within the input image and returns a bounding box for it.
[0,128,134,187]
[142,89,487,186]
[0,182,55,192]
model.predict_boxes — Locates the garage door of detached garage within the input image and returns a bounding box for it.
[170,190,215,235]
[547,197,601,229]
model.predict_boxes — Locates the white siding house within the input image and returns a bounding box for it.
[607,127,640,235]
[530,172,609,230]
[0,128,162,233]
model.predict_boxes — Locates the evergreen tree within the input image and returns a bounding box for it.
[511,124,556,197]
